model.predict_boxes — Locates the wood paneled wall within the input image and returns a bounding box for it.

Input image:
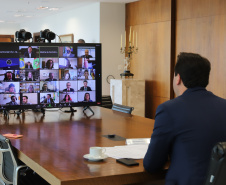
[126,0,172,118]
[176,0,226,98]
[0,35,14,42]
[126,0,226,118]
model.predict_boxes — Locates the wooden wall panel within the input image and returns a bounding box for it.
[126,0,171,26]
[126,0,172,118]
[126,0,226,118]
[0,35,14,42]
[177,0,226,20]
[176,0,226,99]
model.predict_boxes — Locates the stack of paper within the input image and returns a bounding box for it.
[105,144,149,159]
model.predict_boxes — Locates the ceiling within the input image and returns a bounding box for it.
[0,0,138,24]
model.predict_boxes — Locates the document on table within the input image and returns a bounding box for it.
[105,144,149,159]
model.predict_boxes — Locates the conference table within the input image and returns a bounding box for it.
[0,107,166,185]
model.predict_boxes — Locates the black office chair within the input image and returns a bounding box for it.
[204,142,226,185]
[112,103,134,114]
[0,134,49,185]
[100,95,113,109]
[0,134,27,185]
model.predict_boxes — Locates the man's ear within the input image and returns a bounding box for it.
[176,74,182,85]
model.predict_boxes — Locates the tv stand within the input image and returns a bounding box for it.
[64,107,77,113]
[83,106,94,115]
[41,108,45,115]
[15,109,24,116]
[3,109,9,119]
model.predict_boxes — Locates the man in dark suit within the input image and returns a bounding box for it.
[25,61,33,69]
[79,80,92,91]
[45,73,57,81]
[24,46,36,58]
[143,53,226,185]
[63,82,74,92]
[81,49,93,59]
[43,94,54,104]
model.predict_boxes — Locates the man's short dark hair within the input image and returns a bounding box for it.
[47,94,51,97]
[78,39,85,43]
[83,80,87,83]
[23,96,28,99]
[174,52,211,88]
[11,96,16,100]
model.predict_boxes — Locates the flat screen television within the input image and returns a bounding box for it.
[0,43,102,110]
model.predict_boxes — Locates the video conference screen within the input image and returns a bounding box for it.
[0,43,102,109]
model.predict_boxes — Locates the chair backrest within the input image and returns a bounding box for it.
[204,142,226,185]
[0,134,21,184]
[112,103,134,114]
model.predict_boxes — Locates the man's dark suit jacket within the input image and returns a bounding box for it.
[45,78,57,81]
[24,52,36,58]
[143,87,226,185]
[25,64,33,69]
[43,98,54,104]
[80,86,91,91]
[63,88,74,92]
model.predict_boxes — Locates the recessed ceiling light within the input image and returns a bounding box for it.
[14,14,23,17]
[37,6,48,10]
[0,20,5,23]
[49,8,59,11]
[26,15,33,18]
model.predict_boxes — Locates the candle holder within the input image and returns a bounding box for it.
[120,42,138,78]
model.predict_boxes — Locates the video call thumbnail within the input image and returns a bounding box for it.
[59,93,78,103]
[0,58,20,70]
[40,81,59,92]
[40,58,59,69]
[39,47,58,58]
[0,94,20,105]
[78,80,95,91]
[19,46,40,58]
[0,82,20,94]
[78,91,96,102]
[59,69,77,81]
[77,47,95,59]
[20,82,40,93]
[40,70,59,81]
[59,58,77,69]
[77,58,95,69]
[21,93,38,105]
[40,92,59,104]
[20,70,40,81]
[0,70,20,81]
[77,68,95,80]
[19,58,40,70]
[59,46,75,58]
[59,81,78,93]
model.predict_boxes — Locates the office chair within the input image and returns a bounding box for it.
[112,103,134,114]
[204,142,226,185]
[0,134,27,185]
[0,134,49,185]
[101,95,113,109]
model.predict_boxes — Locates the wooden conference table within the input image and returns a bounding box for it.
[0,107,166,185]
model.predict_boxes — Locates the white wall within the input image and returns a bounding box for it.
[0,2,125,96]
[0,23,20,35]
[20,3,100,43]
[100,3,125,95]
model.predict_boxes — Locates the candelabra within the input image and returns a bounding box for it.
[120,43,138,78]
[120,27,138,78]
